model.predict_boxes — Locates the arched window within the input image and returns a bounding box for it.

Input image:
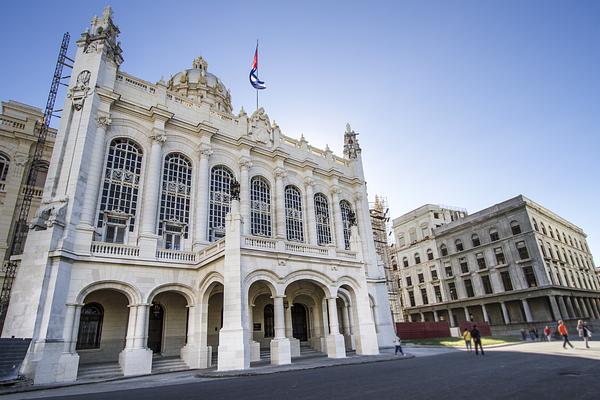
[159,153,192,250]
[314,193,332,245]
[263,304,274,338]
[455,239,464,252]
[402,256,409,268]
[510,221,521,235]
[489,227,499,242]
[440,244,448,257]
[97,138,143,243]
[532,218,539,232]
[340,200,354,250]
[285,185,304,242]
[209,165,234,241]
[0,153,9,183]
[548,226,554,239]
[471,234,480,247]
[76,303,104,350]
[426,248,434,261]
[414,252,421,264]
[250,176,272,237]
[540,222,547,235]
[562,232,567,244]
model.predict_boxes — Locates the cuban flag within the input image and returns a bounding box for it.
[249,44,266,90]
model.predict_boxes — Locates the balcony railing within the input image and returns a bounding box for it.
[156,248,196,262]
[242,236,357,260]
[90,242,140,258]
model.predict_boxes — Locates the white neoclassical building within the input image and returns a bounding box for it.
[1,7,394,384]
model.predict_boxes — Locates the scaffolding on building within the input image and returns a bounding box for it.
[0,33,72,332]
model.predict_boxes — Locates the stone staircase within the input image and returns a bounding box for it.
[0,338,31,382]
[299,342,325,358]
[77,362,122,380]
[151,356,189,373]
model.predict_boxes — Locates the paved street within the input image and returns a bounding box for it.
[5,341,600,400]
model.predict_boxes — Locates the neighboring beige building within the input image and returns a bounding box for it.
[392,196,600,333]
[1,7,394,385]
[0,101,55,288]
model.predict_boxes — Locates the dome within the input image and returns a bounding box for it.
[167,56,233,113]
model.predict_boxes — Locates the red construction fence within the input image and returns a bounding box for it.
[395,321,450,339]
[459,321,491,336]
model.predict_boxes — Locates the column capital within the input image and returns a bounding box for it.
[331,185,342,196]
[274,167,287,179]
[239,156,253,170]
[95,113,112,128]
[353,192,363,202]
[304,176,315,187]
[197,144,214,158]
[151,132,167,145]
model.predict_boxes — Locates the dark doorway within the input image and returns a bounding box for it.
[292,303,308,341]
[148,303,164,353]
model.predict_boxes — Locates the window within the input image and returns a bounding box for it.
[250,176,272,237]
[516,241,530,260]
[402,257,409,268]
[540,222,547,235]
[471,234,480,247]
[455,239,464,252]
[76,303,104,350]
[263,304,274,337]
[426,248,434,260]
[314,193,332,245]
[568,250,574,265]
[568,236,573,247]
[440,244,448,256]
[97,138,143,237]
[431,268,438,281]
[494,247,506,265]
[0,153,9,182]
[532,218,539,232]
[408,290,416,307]
[285,185,304,242]
[433,212,439,219]
[562,232,568,244]
[523,266,537,287]
[104,214,128,243]
[539,240,547,258]
[418,273,425,284]
[406,276,413,287]
[209,165,234,241]
[476,253,487,269]
[445,265,453,278]
[481,275,493,294]
[448,282,458,300]
[420,288,429,305]
[459,257,469,274]
[414,252,421,264]
[501,271,513,291]
[434,285,442,302]
[464,279,475,297]
[159,153,192,248]
[340,200,354,250]
[489,227,499,242]
[548,226,554,239]
[510,221,521,235]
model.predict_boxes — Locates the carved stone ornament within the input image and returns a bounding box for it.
[239,157,253,170]
[68,70,92,111]
[230,179,241,200]
[30,199,69,231]
[248,107,273,146]
[348,209,358,227]
[331,185,342,195]
[303,176,315,187]
[274,167,287,179]
[84,41,99,54]
[152,133,167,144]
[198,145,213,158]
[96,114,112,129]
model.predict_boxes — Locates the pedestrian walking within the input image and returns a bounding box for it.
[471,325,484,355]
[558,320,574,349]
[520,328,527,341]
[463,328,472,352]
[543,325,552,342]
[393,335,404,355]
[577,320,592,349]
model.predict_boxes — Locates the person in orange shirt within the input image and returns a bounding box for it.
[558,320,574,349]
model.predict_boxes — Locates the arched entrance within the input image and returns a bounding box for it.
[291,303,308,341]
[147,303,164,353]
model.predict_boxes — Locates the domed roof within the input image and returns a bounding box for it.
[167,56,233,113]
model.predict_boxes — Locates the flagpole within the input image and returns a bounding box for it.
[256,39,259,112]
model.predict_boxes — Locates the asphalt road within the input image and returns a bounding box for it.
[16,343,600,400]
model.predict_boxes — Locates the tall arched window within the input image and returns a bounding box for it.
[264,304,274,338]
[209,165,234,241]
[250,176,272,237]
[0,153,9,183]
[455,239,464,252]
[159,153,192,250]
[76,303,104,350]
[471,233,480,247]
[532,218,539,232]
[314,193,332,245]
[340,200,354,250]
[97,138,143,243]
[426,248,434,260]
[510,220,521,235]
[540,222,547,235]
[414,252,421,264]
[440,244,448,256]
[285,185,304,242]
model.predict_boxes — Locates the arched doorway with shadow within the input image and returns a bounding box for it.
[292,303,309,342]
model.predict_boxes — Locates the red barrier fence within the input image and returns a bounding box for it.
[459,321,491,336]
[395,322,450,339]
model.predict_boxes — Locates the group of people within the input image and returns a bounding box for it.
[462,325,485,355]
[556,319,593,349]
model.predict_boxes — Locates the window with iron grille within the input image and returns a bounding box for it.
[76,303,104,350]
[159,153,192,246]
[97,138,143,237]
[0,152,9,182]
[340,200,354,250]
[209,165,234,241]
[285,185,304,242]
[250,176,272,237]
[314,193,332,245]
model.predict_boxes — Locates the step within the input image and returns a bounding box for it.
[77,363,122,380]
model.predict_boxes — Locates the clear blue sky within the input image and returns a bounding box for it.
[1,1,599,263]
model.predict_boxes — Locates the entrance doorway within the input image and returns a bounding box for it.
[148,303,164,353]
[291,303,308,341]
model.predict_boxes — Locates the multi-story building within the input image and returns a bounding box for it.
[393,196,600,333]
[1,7,394,384]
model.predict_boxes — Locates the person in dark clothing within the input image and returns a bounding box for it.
[471,325,485,355]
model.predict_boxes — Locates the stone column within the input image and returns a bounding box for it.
[420,312,425,322]
[558,296,569,319]
[521,299,533,322]
[274,167,287,239]
[481,304,490,323]
[239,157,252,236]
[303,177,317,245]
[53,303,82,382]
[119,304,152,376]
[325,297,346,358]
[585,298,598,319]
[193,146,212,248]
[270,295,291,365]
[433,310,439,322]
[448,309,456,327]
[501,302,511,324]
[464,307,470,322]
[248,304,260,362]
[331,186,345,249]
[565,297,577,318]
[549,296,562,321]
[138,133,166,257]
